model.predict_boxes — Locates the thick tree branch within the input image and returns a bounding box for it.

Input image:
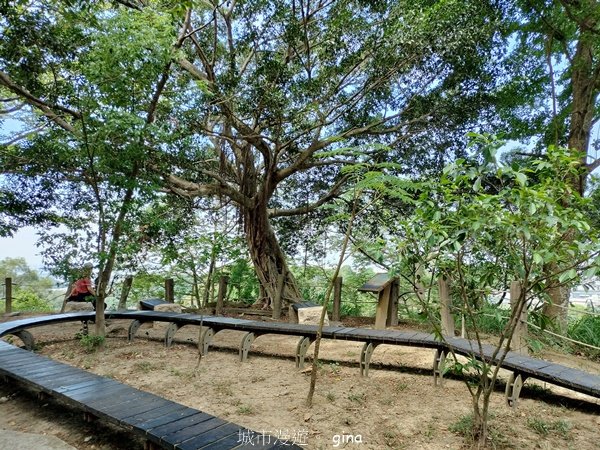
[268,175,349,217]
[114,0,145,10]
[165,172,253,209]
[0,71,81,119]
[0,71,80,133]
[177,57,211,82]
[0,102,25,114]
[1,125,47,146]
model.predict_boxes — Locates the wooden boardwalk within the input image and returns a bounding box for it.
[0,316,302,450]
[1,311,599,414]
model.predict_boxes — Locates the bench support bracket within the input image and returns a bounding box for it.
[239,332,256,362]
[199,327,215,355]
[505,372,527,408]
[165,322,181,348]
[433,349,446,386]
[128,319,146,342]
[13,330,34,350]
[295,336,314,369]
[360,342,380,377]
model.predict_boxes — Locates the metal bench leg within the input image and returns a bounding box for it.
[433,349,446,386]
[239,332,255,362]
[505,372,527,408]
[128,319,144,342]
[13,330,34,350]
[199,327,214,356]
[295,336,314,369]
[360,342,379,377]
[165,323,180,348]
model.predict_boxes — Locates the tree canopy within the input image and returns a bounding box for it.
[0,0,508,304]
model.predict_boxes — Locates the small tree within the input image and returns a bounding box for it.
[381,135,599,447]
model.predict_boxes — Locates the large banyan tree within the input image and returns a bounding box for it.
[1,0,505,303]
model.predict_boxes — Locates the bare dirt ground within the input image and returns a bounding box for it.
[1,313,599,450]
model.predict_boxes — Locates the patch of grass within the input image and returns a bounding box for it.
[250,375,265,383]
[214,381,234,396]
[449,413,474,438]
[524,383,552,396]
[382,430,402,447]
[568,315,600,359]
[326,392,336,402]
[527,417,571,438]
[60,349,75,359]
[169,367,195,380]
[422,423,435,440]
[237,405,254,415]
[169,368,183,377]
[133,361,155,373]
[394,381,408,393]
[79,334,105,353]
[347,392,366,405]
[328,362,341,374]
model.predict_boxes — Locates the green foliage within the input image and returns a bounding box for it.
[449,414,475,441]
[11,290,52,312]
[78,334,105,353]
[1,0,510,304]
[464,303,510,335]
[226,258,260,303]
[360,133,599,444]
[128,272,168,302]
[526,417,571,438]
[567,315,600,357]
[292,265,376,316]
[0,258,56,311]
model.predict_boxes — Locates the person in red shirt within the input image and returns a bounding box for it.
[68,263,101,309]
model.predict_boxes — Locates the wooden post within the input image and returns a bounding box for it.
[272,273,285,320]
[387,280,399,326]
[216,275,228,316]
[374,284,392,330]
[118,276,133,310]
[5,277,12,314]
[332,277,342,322]
[165,278,174,303]
[439,276,455,337]
[510,281,528,355]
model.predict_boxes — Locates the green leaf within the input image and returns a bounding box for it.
[515,172,527,186]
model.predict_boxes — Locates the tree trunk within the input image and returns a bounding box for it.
[543,278,570,333]
[95,178,137,336]
[244,204,302,304]
[545,27,598,328]
[118,275,133,310]
[190,264,201,308]
[202,250,216,307]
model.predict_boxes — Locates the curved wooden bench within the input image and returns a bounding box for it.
[0,314,301,450]
[2,311,599,409]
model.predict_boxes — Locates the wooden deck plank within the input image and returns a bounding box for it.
[109,396,173,422]
[136,408,201,432]
[150,412,216,439]
[122,403,192,428]
[160,416,228,446]
[173,423,240,450]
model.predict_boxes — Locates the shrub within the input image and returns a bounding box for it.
[79,334,105,353]
[12,290,52,312]
[567,315,600,357]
